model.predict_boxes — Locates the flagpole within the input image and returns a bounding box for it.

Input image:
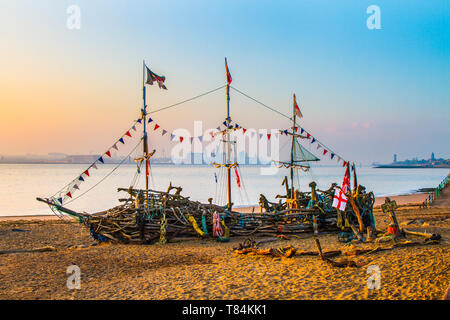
[225,58,232,212]
[142,60,149,192]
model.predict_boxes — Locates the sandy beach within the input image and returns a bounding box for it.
[0,193,448,300]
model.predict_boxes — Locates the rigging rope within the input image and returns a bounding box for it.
[230,85,347,162]
[148,85,226,114]
[62,139,143,206]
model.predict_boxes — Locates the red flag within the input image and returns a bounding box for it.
[342,164,351,194]
[267,133,271,140]
[293,94,303,118]
[146,160,150,176]
[306,133,311,139]
[323,149,328,156]
[225,58,232,85]
[235,168,241,188]
[66,192,72,198]
[154,124,160,130]
[180,137,184,143]
[125,131,131,137]
[243,128,247,134]
[84,170,89,177]
[105,150,111,158]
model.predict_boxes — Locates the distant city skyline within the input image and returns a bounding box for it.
[0,1,448,164]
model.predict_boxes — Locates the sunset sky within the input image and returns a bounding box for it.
[0,0,448,164]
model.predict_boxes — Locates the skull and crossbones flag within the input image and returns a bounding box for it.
[145,65,167,90]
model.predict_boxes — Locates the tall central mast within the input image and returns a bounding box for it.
[290,97,296,198]
[225,58,232,211]
[142,60,149,191]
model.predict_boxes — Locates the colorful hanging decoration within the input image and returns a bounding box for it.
[52,118,142,205]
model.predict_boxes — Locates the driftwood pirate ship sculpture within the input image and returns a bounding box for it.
[37,59,376,244]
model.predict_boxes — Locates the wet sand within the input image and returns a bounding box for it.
[0,193,448,300]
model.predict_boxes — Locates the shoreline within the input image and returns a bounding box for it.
[0,192,433,221]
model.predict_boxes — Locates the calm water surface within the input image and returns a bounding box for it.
[0,164,448,216]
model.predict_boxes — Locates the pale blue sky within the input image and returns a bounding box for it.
[0,0,448,163]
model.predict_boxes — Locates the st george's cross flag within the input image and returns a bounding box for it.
[332,188,348,211]
[145,65,167,90]
[293,93,303,118]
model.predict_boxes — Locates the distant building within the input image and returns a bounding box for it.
[63,155,101,163]
[431,152,435,161]
[393,154,397,163]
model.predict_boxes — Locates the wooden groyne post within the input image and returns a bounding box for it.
[423,174,450,208]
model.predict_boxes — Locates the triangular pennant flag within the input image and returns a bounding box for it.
[259,133,263,139]
[216,126,221,131]
[105,150,111,158]
[162,129,167,136]
[112,143,118,151]
[323,149,328,156]
[58,197,63,204]
[243,128,247,134]
[78,176,84,182]
[317,144,321,150]
[119,138,125,144]
[137,118,142,124]
[125,131,132,137]
[225,58,232,85]
[267,133,271,140]
[154,124,160,130]
[294,126,298,132]
[343,161,347,167]
[223,121,227,126]
[337,156,341,162]
[190,137,194,143]
[300,128,304,134]
[66,192,72,198]
[180,137,184,143]
[311,138,316,144]
[148,117,153,123]
[331,153,335,159]
[132,125,136,131]
[293,93,303,118]
[235,124,239,128]
[306,133,311,139]
[210,131,215,138]
[98,157,104,164]
[84,170,90,177]
[198,136,203,142]
[92,163,97,170]
[171,134,175,140]
[73,184,79,190]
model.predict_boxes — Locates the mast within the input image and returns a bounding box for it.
[290,95,296,198]
[225,58,232,211]
[142,60,149,191]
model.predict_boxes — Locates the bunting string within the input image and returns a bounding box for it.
[51,117,143,205]
[229,85,348,166]
[61,139,143,206]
